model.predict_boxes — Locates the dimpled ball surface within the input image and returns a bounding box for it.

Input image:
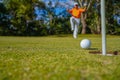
[80,39,91,49]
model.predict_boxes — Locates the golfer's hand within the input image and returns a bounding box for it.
[66,9,69,12]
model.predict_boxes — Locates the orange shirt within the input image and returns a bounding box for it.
[69,7,86,18]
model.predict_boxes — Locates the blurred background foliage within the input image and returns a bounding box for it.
[0,0,120,36]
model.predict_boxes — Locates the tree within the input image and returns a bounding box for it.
[106,0,120,34]
[3,0,47,36]
[0,3,10,35]
[86,0,101,34]
[3,0,34,35]
[77,0,93,34]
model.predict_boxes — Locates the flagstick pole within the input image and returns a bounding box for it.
[101,0,106,55]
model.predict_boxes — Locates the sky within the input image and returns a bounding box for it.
[34,0,75,20]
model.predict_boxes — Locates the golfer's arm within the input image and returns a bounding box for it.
[80,8,86,12]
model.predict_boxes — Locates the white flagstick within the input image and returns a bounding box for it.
[101,0,106,55]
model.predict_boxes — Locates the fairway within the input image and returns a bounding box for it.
[0,35,120,80]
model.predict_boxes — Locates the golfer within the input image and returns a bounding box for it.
[67,2,86,39]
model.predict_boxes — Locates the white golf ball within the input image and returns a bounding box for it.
[80,39,91,49]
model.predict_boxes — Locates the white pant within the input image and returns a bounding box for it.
[70,16,80,39]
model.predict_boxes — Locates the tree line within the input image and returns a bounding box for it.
[0,0,120,36]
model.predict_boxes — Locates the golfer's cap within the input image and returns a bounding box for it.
[74,2,78,6]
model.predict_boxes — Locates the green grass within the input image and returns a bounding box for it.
[0,34,120,80]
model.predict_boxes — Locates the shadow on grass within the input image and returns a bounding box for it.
[87,48,98,50]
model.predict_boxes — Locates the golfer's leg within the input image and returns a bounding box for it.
[73,18,80,39]
[70,17,74,31]
[73,24,78,39]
